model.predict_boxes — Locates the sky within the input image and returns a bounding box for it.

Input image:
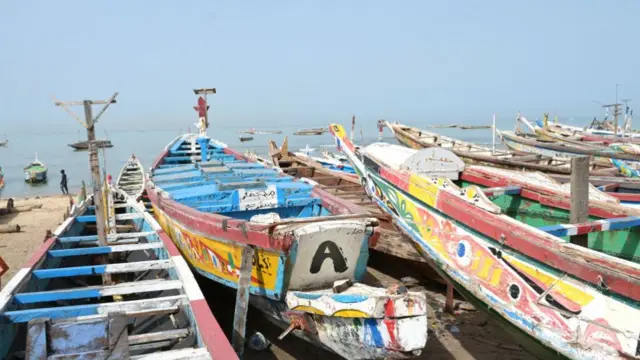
[0,0,638,134]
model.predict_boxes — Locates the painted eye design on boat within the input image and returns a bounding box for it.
[455,240,473,267]
[507,283,521,301]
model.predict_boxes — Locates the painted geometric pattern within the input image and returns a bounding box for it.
[153,204,284,295]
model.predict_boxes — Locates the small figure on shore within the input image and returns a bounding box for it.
[60,169,68,195]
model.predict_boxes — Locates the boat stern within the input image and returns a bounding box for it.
[283,217,377,291]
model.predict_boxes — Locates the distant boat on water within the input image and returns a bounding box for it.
[68,139,113,150]
[0,140,7,147]
[294,127,327,136]
[24,153,47,183]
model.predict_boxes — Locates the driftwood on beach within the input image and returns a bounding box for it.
[0,224,21,233]
[0,198,43,216]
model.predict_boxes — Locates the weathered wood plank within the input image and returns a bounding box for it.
[14,279,183,304]
[570,157,590,246]
[32,260,173,279]
[232,245,254,355]
[3,295,187,323]
[47,243,164,257]
[130,348,210,360]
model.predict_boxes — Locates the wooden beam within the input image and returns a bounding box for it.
[26,318,48,359]
[14,279,183,304]
[3,295,187,323]
[570,157,590,247]
[232,245,254,356]
[47,243,164,257]
[31,260,173,279]
[91,92,119,125]
[130,348,210,360]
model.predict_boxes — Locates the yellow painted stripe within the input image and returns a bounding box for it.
[504,255,594,306]
[291,305,326,315]
[332,309,372,318]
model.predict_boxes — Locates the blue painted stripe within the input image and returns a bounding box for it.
[14,288,102,304]
[48,247,113,257]
[58,235,99,243]
[537,224,568,237]
[33,265,107,278]
[364,318,384,347]
[76,215,97,223]
[605,216,640,230]
[3,303,100,322]
[293,293,323,300]
[332,294,368,303]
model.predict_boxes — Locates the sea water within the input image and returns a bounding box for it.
[0,123,496,198]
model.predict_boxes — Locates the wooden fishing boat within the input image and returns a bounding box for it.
[68,139,114,150]
[384,121,616,175]
[146,132,428,359]
[23,153,47,183]
[330,123,640,360]
[268,138,424,263]
[239,128,282,135]
[497,128,640,163]
[0,190,237,360]
[116,154,146,200]
[294,127,327,136]
[295,144,357,175]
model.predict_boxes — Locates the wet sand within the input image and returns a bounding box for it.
[0,194,537,360]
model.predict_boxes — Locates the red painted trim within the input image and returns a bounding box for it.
[607,192,640,202]
[380,168,410,191]
[190,298,239,360]
[156,230,180,257]
[461,171,628,218]
[151,148,169,170]
[25,237,57,268]
[147,189,292,252]
[435,191,640,301]
[0,255,8,277]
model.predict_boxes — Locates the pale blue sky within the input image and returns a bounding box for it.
[0,1,638,134]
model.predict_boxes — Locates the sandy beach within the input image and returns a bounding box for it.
[0,194,71,285]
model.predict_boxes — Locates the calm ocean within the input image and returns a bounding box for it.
[0,122,498,198]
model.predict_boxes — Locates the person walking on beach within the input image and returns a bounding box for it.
[60,169,68,195]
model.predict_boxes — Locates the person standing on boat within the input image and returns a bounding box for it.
[60,169,68,195]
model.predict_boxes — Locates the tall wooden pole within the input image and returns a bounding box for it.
[84,102,107,246]
[491,113,496,155]
[570,156,589,247]
[53,93,118,284]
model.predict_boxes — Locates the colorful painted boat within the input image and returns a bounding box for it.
[330,123,640,360]
[0,165,4,190]
[239,128,282,135]
[498,117,640,164]
[146,131,428,359]
[116,154,146,200]
[294,127,327,136]
[295,144,357,175]
[23,153,47,183]
[0,190,236,360]
[268,138,425,263]
[384,121,617,176]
